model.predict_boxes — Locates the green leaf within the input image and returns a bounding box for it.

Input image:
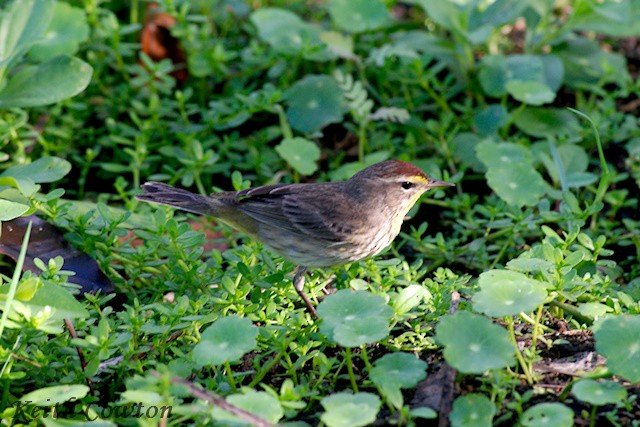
[505,80,556,105]
[250,8,331,60]
[554,37,629,88]
[449,394,496,427]
[392,284,431,315]
[570,1,640,37]
[473,105,508,136]
[436,311,515,373]
[2,156,71,183]
[14,277,41,301]
[285,74,345,133]
[191,316,259,366]
[473,270,548,317]
[406,0,463,34]
[538,143,597,189]
[0,0,54,65]
[320,31,355,59]
[572,379,627,406]
[320,392,381,427]
[328,0,392,34]
[485,163,547,207]
[506,257,554,273]
[514,107,581,138]
[211,391,284,425]
[21,281,88,321]
[477,140,547,207]
[369,352,427,389]
[28,1,89,61]
[476,141,533,168]
[478,54,562,99]
[0,199,30,221]
[318,289,394,347]
[594,315,640,382]
[369,352,427,409]
[411,407,438,419]
[275,137,320,175]
[0,55,93,108]
[20,384,89,405]
[521,402,574,427]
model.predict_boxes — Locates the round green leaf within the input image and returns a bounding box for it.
[473,270,548,317]
[20,384,89,405]
[328,0,392,34]
[369,352,427,389]
[506,80,556,105]
[28,2,89,61]
[0,199,30,221]
[285,74,345,133]
[275,137,320,175]
[211,391,284,425]
[485,163,547,207]
[594,315,640,383]
[436,311,515,374]
[521,402,574,427]
[191,316,258,366]
[318,289,394,347]
[513,107,581,138]
[250,8,329,60]
[0,55,93,108]
[476,141,533,168]
[478,54,559,100]
[572,379,627,406]
[449,394,495,427]
[320,392,381,427]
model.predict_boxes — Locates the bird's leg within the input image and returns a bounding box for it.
[292,266,317,319]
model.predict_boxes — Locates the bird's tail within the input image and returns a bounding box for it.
[136,182,220,216]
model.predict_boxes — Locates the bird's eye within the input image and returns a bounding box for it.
[401,181,414,190]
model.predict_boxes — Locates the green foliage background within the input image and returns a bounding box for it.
[1,0,640,425]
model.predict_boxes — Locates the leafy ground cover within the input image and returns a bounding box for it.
[1,0,640,426]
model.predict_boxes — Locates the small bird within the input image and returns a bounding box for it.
[136,160,454,317]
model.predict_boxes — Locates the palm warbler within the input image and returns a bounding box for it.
[136,160,454,317]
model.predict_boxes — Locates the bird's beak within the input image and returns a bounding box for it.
[426,178,455,189]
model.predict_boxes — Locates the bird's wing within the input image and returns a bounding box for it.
[227,183,362,242]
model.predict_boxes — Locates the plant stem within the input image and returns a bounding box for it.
[505,316,534,384]
[345,347,359,392]
[0,221,32,339]
[224,361,237,392]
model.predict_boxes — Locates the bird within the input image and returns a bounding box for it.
[136,160,454,318]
